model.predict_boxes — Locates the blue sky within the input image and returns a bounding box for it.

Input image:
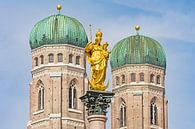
[0,0,195,129]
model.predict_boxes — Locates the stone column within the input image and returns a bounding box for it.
[80,90,114,129]
[88,115,107,129]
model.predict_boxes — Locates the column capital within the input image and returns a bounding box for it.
[80,90,114,116]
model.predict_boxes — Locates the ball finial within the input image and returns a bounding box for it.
[135,25,140,31]
[57,5,62,11]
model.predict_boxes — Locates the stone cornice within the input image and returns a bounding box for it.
[112,64,165,72]
[113,83,164,92]
[31,44,84,53]
[32,63,85,73]
[28,116,84,127]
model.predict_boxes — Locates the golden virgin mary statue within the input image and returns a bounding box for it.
[85,30,110,91]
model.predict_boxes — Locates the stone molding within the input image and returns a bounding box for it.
[49,113,61,118]
[113,83,164,91]
[87,115,107,122]
[68,108,82,114]
[62,117,84,127]
[27,116,84,127]
[112,64,165,72]
[31,65,85,78]
[33,109,44,115]
[119,126,127,129]
[30,117,50,125]
[62,117,84,123]
[32,63,84,72]
[31,44,84,53]
[49,72,62,77]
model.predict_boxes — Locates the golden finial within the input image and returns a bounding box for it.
[135,25,140,35]
[57,5,62,13]
[135,25,140,31]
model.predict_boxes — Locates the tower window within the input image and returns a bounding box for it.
[121,75,125,84]
[150,98,158,125]
[120,100,126,127]
[37,81,44,110]
[48,53,54,63]
[69,79,77,109]
[131,73,136,82]
[116,76,120,86]
[57,53,63,62]
[34,57,38,66]
[150,74,155,83]
[140,73,144,82]
[40,55,44,64]
[76,56,80,65]
[156,75,160,84]
[69,54,73,63]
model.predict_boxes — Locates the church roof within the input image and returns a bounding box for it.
[110,35,166,69]
[29,14,88,49]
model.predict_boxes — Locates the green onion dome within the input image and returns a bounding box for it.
[110,35,166,69]
[29,14,88,49]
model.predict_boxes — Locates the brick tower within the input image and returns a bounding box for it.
[110,27,168,129]
[27,7,88,129]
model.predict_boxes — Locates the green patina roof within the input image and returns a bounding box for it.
[29,14,88,49]
[110,35,166,69]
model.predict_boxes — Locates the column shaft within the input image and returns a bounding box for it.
[87,115,107,129]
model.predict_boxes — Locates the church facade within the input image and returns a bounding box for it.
[27,9,168,129]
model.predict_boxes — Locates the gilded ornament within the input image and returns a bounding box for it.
[135,25,140,31]
[57,5,62,11]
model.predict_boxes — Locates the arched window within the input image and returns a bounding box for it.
[69,79,77,109]
[116,76,120,86]
[48,53,54,63]
[34,57,38,66]
[150,97,158,125]
[156,75,160,84]
[121,75,125,84]
[57,53,63,62]
[76,56,80,65]
[131,73,136,82]
[40,55,44,64]
[140,73,144,82]
[120,100,126,127]
[69,54,73,63]
[37,81,44,110]
[150,74,155,83]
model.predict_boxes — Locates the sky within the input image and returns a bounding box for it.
[0,0,195,129]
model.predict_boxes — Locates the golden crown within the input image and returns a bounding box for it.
[96,31,102,37]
